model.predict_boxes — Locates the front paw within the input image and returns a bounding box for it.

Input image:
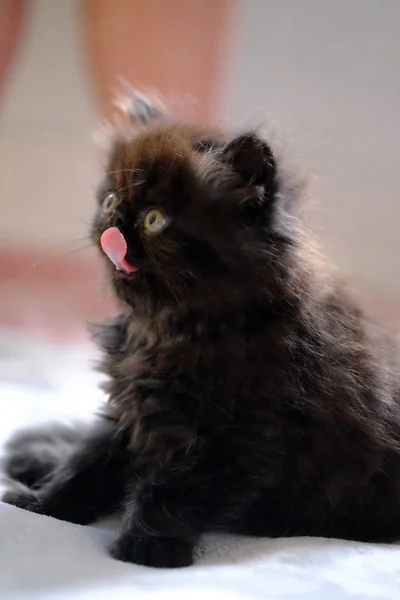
[2,484,42,513]
[109,534,194,568]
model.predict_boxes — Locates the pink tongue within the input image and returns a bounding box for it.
[100,227,138,273]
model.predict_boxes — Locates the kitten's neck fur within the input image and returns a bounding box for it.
[120,238,320,345]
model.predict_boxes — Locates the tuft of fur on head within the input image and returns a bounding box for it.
[94,84,167,153]
[113,80,166,126]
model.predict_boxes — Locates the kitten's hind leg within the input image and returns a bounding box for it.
[2,417,130,525]
[2,423,90,490]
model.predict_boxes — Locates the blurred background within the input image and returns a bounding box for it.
[0,0,399,430]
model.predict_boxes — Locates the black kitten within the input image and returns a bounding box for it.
[3,92,400,568]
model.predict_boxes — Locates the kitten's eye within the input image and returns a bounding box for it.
[143,208,168,235]
[102,192,119,215]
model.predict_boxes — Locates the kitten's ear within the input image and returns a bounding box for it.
[222,133,277,220]
[222,133,276,193]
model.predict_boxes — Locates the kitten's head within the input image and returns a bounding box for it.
[91,93,301,313]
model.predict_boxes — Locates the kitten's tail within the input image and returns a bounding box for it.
[1,422,90,490]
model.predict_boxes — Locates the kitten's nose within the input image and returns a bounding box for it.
[100,227,138,273]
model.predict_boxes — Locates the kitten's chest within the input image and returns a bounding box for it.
[105,310,290,430]
[107,317,202,461]
[121,309,288,389]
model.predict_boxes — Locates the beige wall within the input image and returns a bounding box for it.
[0,0,99,252]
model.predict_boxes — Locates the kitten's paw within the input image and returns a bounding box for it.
[2,484,42,513]
[109,534,194,568]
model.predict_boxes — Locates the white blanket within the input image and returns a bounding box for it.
[2,501,400,600]
[2,335,400,599]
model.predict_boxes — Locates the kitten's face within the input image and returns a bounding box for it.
[92,121,293,313]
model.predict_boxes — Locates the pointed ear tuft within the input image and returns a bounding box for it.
[114,81,166,126]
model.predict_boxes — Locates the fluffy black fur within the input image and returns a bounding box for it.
[3,97,400,568]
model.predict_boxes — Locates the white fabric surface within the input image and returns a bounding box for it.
[2,501,400,600]
[1,334,400,599]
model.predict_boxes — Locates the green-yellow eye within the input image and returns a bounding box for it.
[143,208,168,234]
[102,192,119,214]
